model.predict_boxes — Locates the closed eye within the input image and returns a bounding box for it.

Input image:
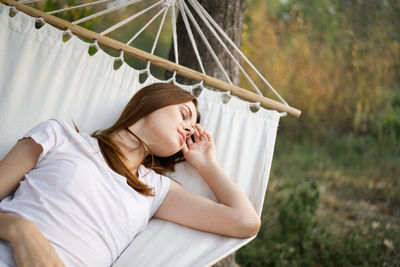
[183,104,193,120]
[181,108,191,121]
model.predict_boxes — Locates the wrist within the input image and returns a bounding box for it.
[195,159,220,175]
[7,217,34,245]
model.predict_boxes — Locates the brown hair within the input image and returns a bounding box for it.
[92,83,200,196]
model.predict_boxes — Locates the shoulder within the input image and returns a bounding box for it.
[138,165,165,183]
[45,118,76,133]
[138,165,171,217]
[138,165,171,193]
[23,118,84,153]
[28,118,76,135]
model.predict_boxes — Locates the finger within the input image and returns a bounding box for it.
[193,127,201,143]
[195,124,203,132]
[200,132,208,142]
[195,124,207,142]
[204,131,213,142]
[182,141,189,154]
[186,135,194,145]
[196,124,208,142]
[196,124,205,136]
[197,124,208,136]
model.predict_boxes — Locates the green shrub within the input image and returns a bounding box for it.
[374,93,400,142]
[237,178,320,266]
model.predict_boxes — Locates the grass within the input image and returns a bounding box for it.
[237,134,400,266]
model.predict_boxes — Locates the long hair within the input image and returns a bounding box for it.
[92,83,200,196]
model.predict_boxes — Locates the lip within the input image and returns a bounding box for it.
[177,130,186,145]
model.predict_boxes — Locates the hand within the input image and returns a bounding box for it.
[182,124,217,170]
[9,218,65,267]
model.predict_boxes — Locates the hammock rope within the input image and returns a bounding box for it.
[47,0,114,15]
[40,0,292,107]
[72,0,145,25]
[126,4,165,45]
[7,0,301,117]
[101,0,164,36]
[181,0,231,83]
[190,0,289,105]
[147,4,168,69]
[177,0,206,76]
[171,2,178,64]
[19,0,42,3]
[185,0,260,93]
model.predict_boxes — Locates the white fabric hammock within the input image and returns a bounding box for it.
[0,3,280,266]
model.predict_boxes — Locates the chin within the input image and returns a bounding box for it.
[164,149,182,157]
[153,147,181,157]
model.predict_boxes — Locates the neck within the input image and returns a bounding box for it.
[110,128,149,172]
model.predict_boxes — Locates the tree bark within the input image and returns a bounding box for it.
[166,0,246,87]
[166,0,246,266]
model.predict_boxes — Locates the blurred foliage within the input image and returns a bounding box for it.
[241,0,400,141]
[237,135,400,266]
[237,178,321,266]
[33,0,97,30]
[239,2,400,261]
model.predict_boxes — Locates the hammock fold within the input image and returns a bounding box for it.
[0,3,280,266]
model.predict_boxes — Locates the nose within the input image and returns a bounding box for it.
[184,125,194,137]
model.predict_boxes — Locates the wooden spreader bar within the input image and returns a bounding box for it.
[2,0,301,117]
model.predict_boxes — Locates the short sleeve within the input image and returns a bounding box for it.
[141,169,171,218]
[21,119,65,163]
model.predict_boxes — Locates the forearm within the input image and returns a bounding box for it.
[0,213,65,266]
[0,213,25,243]
[180,124,261,236]
[196,161,257,216]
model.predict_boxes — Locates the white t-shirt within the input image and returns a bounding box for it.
[0,119,171,267]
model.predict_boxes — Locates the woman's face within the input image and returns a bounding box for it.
[131,101,198,157]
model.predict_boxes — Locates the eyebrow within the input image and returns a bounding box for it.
[183,104,193,119]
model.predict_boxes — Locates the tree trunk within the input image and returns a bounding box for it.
[166,0,246,266]
[166,0,246,87]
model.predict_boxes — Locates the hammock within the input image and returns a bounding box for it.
[0,1,299,266]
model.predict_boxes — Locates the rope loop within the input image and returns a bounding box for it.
[10,6,19,15]
[220,90,232,104]
[171,70,177,84]
[116,50,124,62]
[145,59,151,71]
[248,101,261,113]
[223,90,232,97]
[162,0,175,8]
[88,39,100,51]
[139,60,151,75]
[35,17,45,24]
[139,68,148,74]
[165,70,176,84]
[279,112,288,117]
[63,28,73,37]
[191,81,204,97]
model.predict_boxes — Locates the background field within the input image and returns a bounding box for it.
[237,0,399,266]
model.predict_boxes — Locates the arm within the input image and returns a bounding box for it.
[154,125,260,238]
[0,138,65,267]
[0,138,41,200]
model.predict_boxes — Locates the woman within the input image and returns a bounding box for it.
[0,83,260,266]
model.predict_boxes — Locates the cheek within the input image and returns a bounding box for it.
[145,114,181,155]
[141,105,185,152]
